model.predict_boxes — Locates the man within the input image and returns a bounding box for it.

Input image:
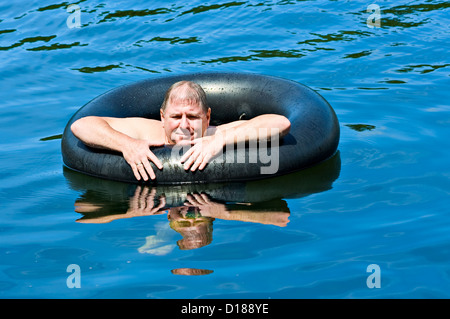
[71,80,291,181]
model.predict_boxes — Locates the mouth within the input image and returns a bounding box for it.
[174,133,192,140]
[173,129,193,139]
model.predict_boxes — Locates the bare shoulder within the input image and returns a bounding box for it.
[105,117,164,141]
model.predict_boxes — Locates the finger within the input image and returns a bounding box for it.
[181,140,201,163]
[147,151,163,170]
[140,186,150,208]
[145,188,157,209]
[153,195,166,213]
[130,186,140,209]
[198,153,211,170]
[137,186,146,210]
[191,152,206,171]
[137,163,149,181]
[134,185,142,197]
[140,185,149,197]
[184,146,203,170]
[192,192,207,205]
[148,187,157,200]
[145,189,156,211]
[183,152,197,170]
[200,192,210,204]
[185,194,198,206]
[142,160,156,180]
[180,146,195,163]
[131,164,141,181]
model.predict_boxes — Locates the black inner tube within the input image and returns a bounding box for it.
[61,72,340,184]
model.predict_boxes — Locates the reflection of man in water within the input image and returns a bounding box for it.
[168,206,214,250]
[75,186,290,251]
[137,206,214,254]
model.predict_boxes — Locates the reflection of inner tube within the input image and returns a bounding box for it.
[61,72,340,184]
[64,151,340,212]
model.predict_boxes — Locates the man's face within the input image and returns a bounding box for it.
[160,99,210,144]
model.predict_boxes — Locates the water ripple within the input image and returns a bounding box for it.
[72,64,123,73]
[134,36,201,47]
[178,1,247,16]
[98,8,174,23]
[0,35,57,51]
[36,1,86,12]
[396,64,450,74]
[385,2,450,15]
[27,41,88,51]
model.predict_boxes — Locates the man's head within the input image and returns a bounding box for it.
[160,81,211,144]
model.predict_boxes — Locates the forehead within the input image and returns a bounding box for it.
[165,99,204,115]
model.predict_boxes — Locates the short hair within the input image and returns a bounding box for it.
[161,81,208,113]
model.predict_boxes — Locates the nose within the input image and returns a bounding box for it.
[180,115,189,129]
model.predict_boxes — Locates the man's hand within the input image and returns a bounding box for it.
[71,116,165,181]
[184,193,227,216]
[179,135,224,172]
[128,186,166,215]
[122,139,164,181]
[179,114,290,173]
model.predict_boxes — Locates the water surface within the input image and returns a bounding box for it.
[0,0,449,298]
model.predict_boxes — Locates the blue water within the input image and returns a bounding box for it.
[1,0,449,298]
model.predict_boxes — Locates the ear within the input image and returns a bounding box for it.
[160,109,165,127]
[206,108,211,124]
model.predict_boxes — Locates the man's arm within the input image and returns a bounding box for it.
[71,116,164,181]
[216,113,291,142]
[180,114,291,171]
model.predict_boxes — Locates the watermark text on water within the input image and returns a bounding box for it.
[366,4,381,28]
[66,264,81,288]
[67,4,81,29]
[366,264,381,288]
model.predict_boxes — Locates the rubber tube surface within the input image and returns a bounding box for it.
[61,72,340,184]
